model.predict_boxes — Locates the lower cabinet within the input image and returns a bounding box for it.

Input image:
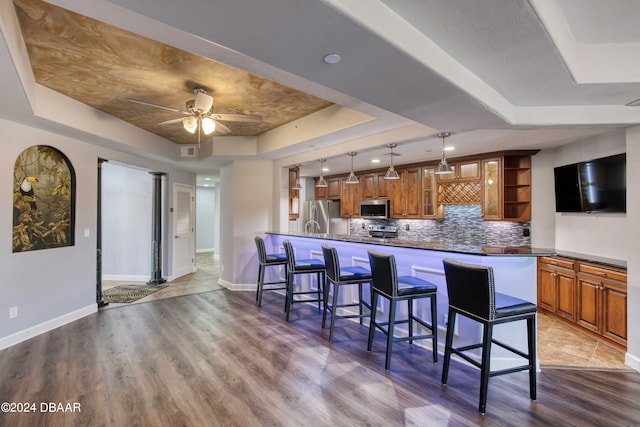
[537,256,627,349]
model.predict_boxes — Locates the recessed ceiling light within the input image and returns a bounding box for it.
[322,167,329,172]
[323,53,341,64]
[204,177,211,180]
[371,159,380,163]
[445,146,455,151]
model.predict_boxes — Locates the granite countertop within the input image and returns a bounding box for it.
[266,231,556,257]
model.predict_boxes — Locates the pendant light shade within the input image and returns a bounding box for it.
[316,158,328,187]
[346,152,359,184]
[434,132,454,174]
[292,164,303,190]
[384,143,400,180]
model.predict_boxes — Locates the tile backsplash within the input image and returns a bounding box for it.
[349,205,531,246]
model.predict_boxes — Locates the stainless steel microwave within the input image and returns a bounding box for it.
[359,199,390,219]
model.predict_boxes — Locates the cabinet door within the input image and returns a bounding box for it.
[314,180,327,199]
[422,166,436,218]
[391,167,420,218]
[602,284,627,346]
[340,178,361,217]
[361,173,377,199]
[377,173,390,199]
[458,160,480,179]
[556,270,576,321]
[482,158,501,220]
[327,178,341,199]
[537,266,557,312]
[576,276,601,333]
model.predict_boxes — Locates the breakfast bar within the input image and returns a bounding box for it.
[265,231,554,370]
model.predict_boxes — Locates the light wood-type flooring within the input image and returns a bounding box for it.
[1,261,639,426]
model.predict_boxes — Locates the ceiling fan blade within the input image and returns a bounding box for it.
[214,121,233,135]
[128,98,184,113]
[158,117,185,125]
[210,113,262,123]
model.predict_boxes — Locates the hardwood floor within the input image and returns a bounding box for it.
[1,288,639,426]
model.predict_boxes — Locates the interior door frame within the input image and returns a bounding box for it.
[172,183,196,280]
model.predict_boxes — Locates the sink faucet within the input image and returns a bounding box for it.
[305,220,320,233]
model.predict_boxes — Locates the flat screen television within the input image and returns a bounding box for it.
[553,153,626,213]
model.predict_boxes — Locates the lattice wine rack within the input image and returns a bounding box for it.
[437,182,481,204]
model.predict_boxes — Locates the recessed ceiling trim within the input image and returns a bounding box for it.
[529,0,640,84]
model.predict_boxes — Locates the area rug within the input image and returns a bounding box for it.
[102,284,168,303]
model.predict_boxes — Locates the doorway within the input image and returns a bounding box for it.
[173,183,196,279]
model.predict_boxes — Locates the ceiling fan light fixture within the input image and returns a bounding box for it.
[194,89,214,113]
[201,117,216,135]
[434,132,454,175]
[183,116,197,133]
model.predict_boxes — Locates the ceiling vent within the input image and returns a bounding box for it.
[179,144,198,159]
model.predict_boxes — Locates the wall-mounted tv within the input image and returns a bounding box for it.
[554,153,626,213]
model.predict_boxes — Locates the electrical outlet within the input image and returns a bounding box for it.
[523,228,530,237]
[405,224,410,231]
[9,306,18,319]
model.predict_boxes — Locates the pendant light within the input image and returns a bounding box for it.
[434,132,454,174]
[292,164,303,190]
[346,152,359,184]
[384,143,400,180]
[316,158,328,187]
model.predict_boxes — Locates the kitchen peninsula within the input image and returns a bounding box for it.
[265,231,554,369]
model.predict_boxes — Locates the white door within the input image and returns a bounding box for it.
[173,184,195,279]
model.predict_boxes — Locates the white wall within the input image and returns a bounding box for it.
[196,185,216,252]
[531,129,627,259]
[102,162,152,280]
[219,160,274,287]
[0,118,195,349]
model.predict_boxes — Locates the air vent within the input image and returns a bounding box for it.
[179,145,198,158]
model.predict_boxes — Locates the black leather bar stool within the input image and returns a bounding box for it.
[254,236,288,307]
[283,240,326,322]
[367,250,438,371]
[321,244,373,342]
[441,258,537,414]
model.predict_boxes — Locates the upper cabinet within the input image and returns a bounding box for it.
[421,166,437,218]
[315,177,341,200]
[482,158,501,220]
[436,160,480,182]
[502,155,532,221]
[340,177,362,218]
[289,167,300,220]
[361,172,390,200]
[391,166,421,218]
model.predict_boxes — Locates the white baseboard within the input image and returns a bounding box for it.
[196,248,215,253]
[218,279,255,291]
[0,304,97,351]
[625,352,640,372]
[102,274,148,282]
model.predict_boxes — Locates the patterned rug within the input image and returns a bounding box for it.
[102,284,168,303]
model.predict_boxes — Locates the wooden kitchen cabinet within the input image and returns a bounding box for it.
[314,177,341,200]
[482,158,501,220]
[421,166,437,218]
[538,256,627,349]
[436,159,480,182]
[390,166,421,218]
[340,177,361,218]
[289,167,300,220]
[361,172,390,200]
[576,262,627,347]
[502,155,532,221]
[537,256,577,321]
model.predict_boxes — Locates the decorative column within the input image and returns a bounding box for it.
[148,172,167,285]
[96,158,109,306]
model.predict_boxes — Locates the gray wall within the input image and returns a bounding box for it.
[196,186,216,252]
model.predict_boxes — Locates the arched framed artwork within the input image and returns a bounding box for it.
[12,145,76,252]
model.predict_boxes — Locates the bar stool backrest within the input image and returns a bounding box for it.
[442,259,496,321]
[255,236,268,264]
[367,250,398,298]
[282,240,296,270]
[321,244,340,281]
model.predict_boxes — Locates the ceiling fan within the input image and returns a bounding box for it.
[128,87,262,145]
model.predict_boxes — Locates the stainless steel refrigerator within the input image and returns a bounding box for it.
[300,200,348,235]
